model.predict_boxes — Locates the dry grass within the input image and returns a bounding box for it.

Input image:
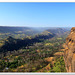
[38,63,51,72]
[45,57,55,62]
[54,52,64,56]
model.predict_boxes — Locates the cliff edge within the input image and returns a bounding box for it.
[63,27,75,72]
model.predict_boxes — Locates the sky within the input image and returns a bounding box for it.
[0,2,75,27]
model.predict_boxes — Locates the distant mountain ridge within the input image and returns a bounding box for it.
[0,26,71,40]
[46,28,71,36]
[0,26,41,34]
[0,26,45,40]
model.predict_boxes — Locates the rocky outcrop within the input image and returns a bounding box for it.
[63,27,75,72]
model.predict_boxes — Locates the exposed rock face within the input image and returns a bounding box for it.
[63,27,75,72]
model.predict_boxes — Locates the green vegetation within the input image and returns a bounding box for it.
[49,56,66,72]
[0,27,70,72]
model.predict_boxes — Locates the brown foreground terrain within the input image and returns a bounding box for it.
[63,27,75,72]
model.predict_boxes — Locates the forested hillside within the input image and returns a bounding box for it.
[0,27,71,72]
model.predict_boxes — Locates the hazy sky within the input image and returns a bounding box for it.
[0,2,75,27]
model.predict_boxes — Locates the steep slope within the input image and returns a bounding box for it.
[63,27,75,72]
